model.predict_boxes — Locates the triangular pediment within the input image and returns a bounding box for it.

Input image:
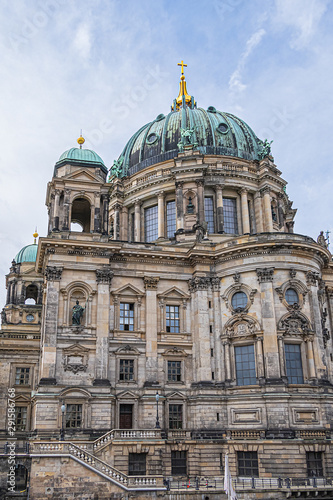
[15,394,31,403]
[112,284,144,297]
[117,390,139,399]
[63,168,103,183]
[158,286,189,300]
[165,391,185,400]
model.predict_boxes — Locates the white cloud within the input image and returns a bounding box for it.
[274,0,328,49]
[72,23,92,59]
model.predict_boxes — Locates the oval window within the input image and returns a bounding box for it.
[217,123,229,134]
[155,113,165,121]
[26,314,34,322]
[231,291,248,310]
[207,106,216,113]
[146,133,159,145]
[285,288,299,305]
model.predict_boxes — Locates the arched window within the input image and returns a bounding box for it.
[71,197,91,233]
[285,288,299,306]
[25,284,38,305]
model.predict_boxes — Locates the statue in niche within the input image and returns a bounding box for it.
[72,300,85,325]
[187,196,195,214]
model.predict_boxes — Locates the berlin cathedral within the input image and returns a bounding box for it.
[1,63,333,499]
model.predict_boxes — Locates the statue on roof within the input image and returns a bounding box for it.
[178,126,198,152]
[317,231,328,249]
[257,139,273,160]
[108,156,124,182]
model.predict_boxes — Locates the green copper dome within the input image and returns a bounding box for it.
[56,147,107,173]
[14,244,38,264]
[115,106,264,177]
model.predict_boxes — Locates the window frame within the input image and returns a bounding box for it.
[119,302,135,332]
[15,405,28,432]
[144,204,158,242]
[119,358,135,382]
[168,403,183,429]
[166,200,176,239]
[11,364,34,389]
[171,450,187,476]
[284,342,304,384]
[234,343,257,386]
[14,367,31,386]
[167,360,182,383]
[306,451,324,478]
[204,196,215,233]
[128,452,147,476]
[65,403,83,429]
[166,304,180,333]
[237,451,259,477]
[223,197,238,234]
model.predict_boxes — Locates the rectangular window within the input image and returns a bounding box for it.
[119,303,134,331]
[171,450,187,475]
[285,344,304,384]
[119,404,133,429]
[144,205,158,242]
[306,451,323,477]
[238,451,259,477]
[235,344,256,386]
[15,367,30,385]
[168,361,182,382]
[223,198,238,234]
[15,407,27,431]
[204,197,214,233]
[128,453,146,475]
[166,200,176,238]
[131,212,135,242]
[169,404,183,429]
[166,305,180,333]
[119,359,134,381]
[65,404,82,428]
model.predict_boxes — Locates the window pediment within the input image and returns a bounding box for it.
[162,347,188,357]
[117,390,139,400]
[59,387,91,398]
[278,306,312,336]
[165,391,185,400]
[112,284,144,298]
[158,287,190,301]
[114,345,140,355]
[222,314,261,339]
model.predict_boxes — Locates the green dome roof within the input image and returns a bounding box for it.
[56,147,107,173]
[117,106,263,177]
[14,244,38,264]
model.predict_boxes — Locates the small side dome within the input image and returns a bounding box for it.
[55,147,107,174]
[14,244,38,264]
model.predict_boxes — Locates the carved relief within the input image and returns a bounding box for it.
[96,269,114,285]
[306,271,320,287]
[63,344,89,373]
[279,305,311,336]
[144,276,159,290]
[256,267,274,283]
[45,266,63,281]
[188,277,220,293]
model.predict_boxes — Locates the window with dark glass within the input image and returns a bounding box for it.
[119,404,133,429]
[15,367,30,385]
[128,453,146,475]
[306,451,323,477]
[131,212,135,242]
[65,404,82,428]
[285,288,299,306]
[166,305,180,333]
[166,200,176,238]
[169,404,183,429]
[168,361,182,382]
[120,303,134,331]
[144,205,158,242]
[204,197,214,233]
[235,345,257,386]
[15,407,27,431]
[171,450,187,475]
[231,291,248,311]
[285,344,303,384]
[119,359,134,381]
[223,198,238,234]
[237,451,259,477]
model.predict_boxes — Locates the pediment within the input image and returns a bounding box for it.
[113,345,140,355]
[14,394,31,403]
[117,390,139,399]
[165,391,185,400]
[112,283,144,297]
[162,347,188,357]
[158,286,190,300]
[63,343,90,355]
[63,168,103,183]
[59,387,91,398]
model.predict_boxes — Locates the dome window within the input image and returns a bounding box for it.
[207,106,216,113]
[217,123,229,134]
[231,291,248,311]
[285,288,299,306]
[146,133,159,145]
[155,114,165,121]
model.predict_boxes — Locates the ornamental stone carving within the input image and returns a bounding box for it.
[188,277,211,292]
[144,276,159,290]
[256,267,274,283]
[63,344,89,374]
[306,271,320,287]
[211,277,221,291]
[233,272,241,284]
[96,269,114,285]
[45,266,63,281]
[289,268,296,278]
[280,305,310,336]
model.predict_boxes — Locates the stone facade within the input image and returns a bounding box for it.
[1,104,333,499]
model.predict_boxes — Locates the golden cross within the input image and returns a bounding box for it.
[178,60,187,75]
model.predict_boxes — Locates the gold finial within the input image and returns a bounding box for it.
[173,60,195,111]
[77,130,85,149]
[178,59,187,75]
[33,227,39,244]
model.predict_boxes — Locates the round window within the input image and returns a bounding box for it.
[207,106,216,113]
[155,113,165,121]
[231,291,248,310]
[217,122,229,134]
[146,133,159,145]
[285,288,299,305]
[26,314,34,322]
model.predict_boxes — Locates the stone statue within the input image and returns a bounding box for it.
[108,156,124,182]
[177,126,198,151]
[72,300,85,325]
[317,231,328,248]
[193,221,208,243]
[187,196,195,214]
[257,139,273,160]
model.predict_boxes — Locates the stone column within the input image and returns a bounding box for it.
[62,189,71,231]
[261,187,273,232]
[94,269,113,385]
[114,204,121,240]
[216,186,224,233]
[39,266,63,385]
[254,192,264,233]
[10,280,17,305]
[175,182,184,231]
[256,267,281,382]
[52,189,61,231]
[159,299,165,332]
[196,180,205,225]
[189,277,212,382]
[6,283,11,304]
[249,197,256,234]
[134,200,141,242]
[94,192,101,233]
[102,194,109,235]
[277,336,286,378]
[121,205,128,241]
[306,336,316,379]
[212,278,222,380]
[158,191,165,239]
[144,276,159,383]
[223,340,231,382]
[306,271,327,381]
[255,336,265,380]
[240,188,250,234]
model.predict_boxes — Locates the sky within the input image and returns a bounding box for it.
[0,0,332,307]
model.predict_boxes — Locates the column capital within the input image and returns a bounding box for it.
[144,276,159,290]
[195,178,205,187]
[306,270,320,287]
[253,191,262,200]
[96,269,114,285]
[134,198,142,207]
[256,267,274,283]
[45,266,63,281]
[158,191,165,199]
[239,187,249,195]
[260,186,271,196]
[188,276,211,292]
[175,181,184,189]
